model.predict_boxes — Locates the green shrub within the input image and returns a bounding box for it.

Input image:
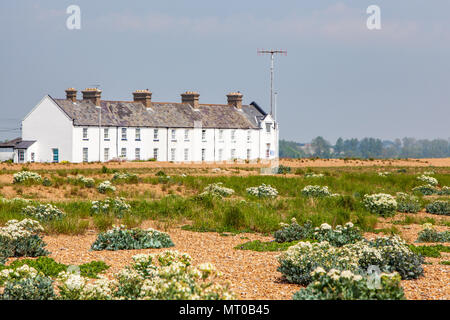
[21,204,66,221]
[91,197,131,218]
[412,184,437,195]
[97,181,116,194]
[277,165,291,175]
[437,186,450,195]
[274,219,362,247]
[274,219,314,243]
[200,183,234,198]
[112,172,139,184]
[223,206,245,230]
[396,193,421,213]
[246,184,278,198]
[277,235,423,285]
[425,200,449,216]
[91,225,175,251]
[363,193,397,217]
[301,185,333,198]
[0,219,49,262]
[417,225,450,243]
[12,171,42,184]
[42,178,53,187]
[2,275,55,300]
[293,268,404,300]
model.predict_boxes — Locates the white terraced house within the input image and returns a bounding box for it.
[3,88,278,163]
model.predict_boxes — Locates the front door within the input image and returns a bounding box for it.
[18,150,25,163]
[52,148,59,163]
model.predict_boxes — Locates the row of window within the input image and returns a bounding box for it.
[81,146,272,162]
[82,127,269,142]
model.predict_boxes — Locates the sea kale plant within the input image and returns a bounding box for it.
[274,219,362,247]
[0,265,55,300]
[277,235,423,286]
[292,268,404,300]
[111,172,139,184]
[396,193,421,213]
[13,171,42,184]
[301,185,334,198]
[91,225,175,251]
[417,224,450,243]
[363,193,397,217]
[0,219,49,263]
[417,175,438,186]
[412,184,438,195]
[425,200,450,216]
[21,204,66,221]
[69,175,95,188]
[200,183,234,198]
[313,222,363,247]
[274,218,314,243]
[304,173,325,178]
[97,180,116,194]
[438,186,450,195]
[246,184,278,199]
[91,197,131,218]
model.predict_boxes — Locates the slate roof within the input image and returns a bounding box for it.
[51,97,267,129]
[0,138,35,149]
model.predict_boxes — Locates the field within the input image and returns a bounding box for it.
[0,158,449,300]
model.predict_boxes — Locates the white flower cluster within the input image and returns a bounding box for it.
[278,234,417,285]
[246,184,278,199]
[12,171,42,184]
[21,204,66,221]
[200,183,234,198]
[417,175,438,186]
[363,193,397,217]
[378,172,391,177]
[0,197,32,205]
[54,251,234,300]
[97,180,116,194]
[423,171,435,175]
[301,185,338,198]
[57,272,115,300]
[112,172,138,182]
[304,173,324,178]
[0,264,39,285]
[72,175,95,187]
[0,219,44,240]
[91,197,131,217]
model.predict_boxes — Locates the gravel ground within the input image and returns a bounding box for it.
[7,219,447,300]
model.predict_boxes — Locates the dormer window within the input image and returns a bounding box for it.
[266,123,272,133]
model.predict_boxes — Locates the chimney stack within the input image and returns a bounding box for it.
[133,89,152,108]
[81,88,102,106]
[65,88,77,102]
[227,92,243,109]
[181,91,200,109]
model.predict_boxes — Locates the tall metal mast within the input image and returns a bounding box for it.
[257,49,287,119]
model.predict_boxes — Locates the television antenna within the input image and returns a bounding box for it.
[257,49,287,119]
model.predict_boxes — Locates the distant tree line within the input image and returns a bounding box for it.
[279,137,450,159]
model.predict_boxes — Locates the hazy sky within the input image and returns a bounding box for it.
[1,0,449,143]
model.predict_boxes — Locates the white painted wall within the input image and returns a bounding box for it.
[22,96,73,163]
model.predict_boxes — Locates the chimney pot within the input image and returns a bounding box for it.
[181,91,200,108]
[133,89,152,108]
[81,88,102,106]
[227,92,243,109]
[65,88,77,102]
